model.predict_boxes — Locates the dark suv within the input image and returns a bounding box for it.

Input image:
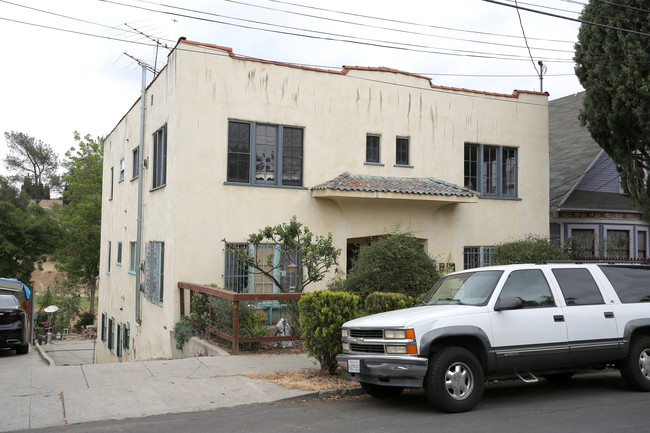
[0,294,29,355]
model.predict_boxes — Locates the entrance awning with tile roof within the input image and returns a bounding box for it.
[311,173,477,204]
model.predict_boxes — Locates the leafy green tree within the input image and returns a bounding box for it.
[0,201,60,285]
[3,131,60,203]
[574,1,650,219]
[493,234,569,265]
[53,133,103,315]
[345,229,441,301]
[224,216,341,293]
[0,175,29,209]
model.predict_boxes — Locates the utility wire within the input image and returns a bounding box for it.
[482,0,650,37]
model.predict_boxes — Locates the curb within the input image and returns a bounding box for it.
[34,341,56,366]
[318,386,364,399]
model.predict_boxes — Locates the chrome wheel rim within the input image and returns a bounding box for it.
[444,361,474,400]
[639,349,650,380]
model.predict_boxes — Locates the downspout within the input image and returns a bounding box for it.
[135,64,146,325]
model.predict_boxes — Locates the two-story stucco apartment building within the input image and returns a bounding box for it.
[96,38,549,363]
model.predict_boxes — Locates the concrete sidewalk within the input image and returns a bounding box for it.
[1,338,357,432]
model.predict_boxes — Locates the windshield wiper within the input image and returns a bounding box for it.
[436,298,465,305]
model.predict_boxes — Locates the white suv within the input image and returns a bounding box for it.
[337,263,650,412]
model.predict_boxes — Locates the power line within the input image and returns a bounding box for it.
[482,0,650,37]
[99,0,576,63]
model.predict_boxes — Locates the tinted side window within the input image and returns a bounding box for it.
[552,268,604,306]
[498,269,555,307]
[598,265,650,303]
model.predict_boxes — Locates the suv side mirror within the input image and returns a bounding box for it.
[494,297,524,311]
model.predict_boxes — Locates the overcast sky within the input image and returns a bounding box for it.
[0,0,586,175]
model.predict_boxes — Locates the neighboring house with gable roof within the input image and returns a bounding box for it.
[97,38,550,362]
[549,92,649,259]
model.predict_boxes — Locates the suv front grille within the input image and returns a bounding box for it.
[350,329,383,339]
[350,343,384,353]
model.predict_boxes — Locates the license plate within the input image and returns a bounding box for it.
[348,359,360,373]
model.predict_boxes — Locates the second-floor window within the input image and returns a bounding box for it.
[153,126,167,189]
[132,147,139,179]
[366,134,380,164]
[464,143,518,198]
[227,121,303,187]
[119,158,125,182]
[144,241,164,306]
[396,137,409,166]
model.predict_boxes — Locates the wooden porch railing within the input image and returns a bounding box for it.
[178,281,303,355]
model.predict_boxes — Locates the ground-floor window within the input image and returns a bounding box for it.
[463,246,495,269]
[224,243,298,293]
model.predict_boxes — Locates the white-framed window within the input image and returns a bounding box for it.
[132,147,139,180]
[152,126,167,189]
[119,158,125,182]
[464,143,518,198]
[129,241,137,274]
[116,241,122,266]
[366,134,381,164]
[109,167,114,200]
[144,241,164,305]
[107,241,112,274]
[227,121,303,186]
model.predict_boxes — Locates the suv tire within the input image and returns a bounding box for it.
[620,336,650,391]
[16,343,29,355]
[425,346,484,413]
[360,382,405,398]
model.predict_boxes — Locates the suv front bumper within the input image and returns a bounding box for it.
[336,353,428,388]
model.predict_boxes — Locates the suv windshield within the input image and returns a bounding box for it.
[420,270,503,306]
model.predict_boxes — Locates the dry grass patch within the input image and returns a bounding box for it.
[247,369,359,391]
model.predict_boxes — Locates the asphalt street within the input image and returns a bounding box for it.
[8,370,650,433]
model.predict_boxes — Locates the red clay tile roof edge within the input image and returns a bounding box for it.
[177,39,549,99]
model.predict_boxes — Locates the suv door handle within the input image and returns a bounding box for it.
[554,315,564,322]
[604,311,614,318]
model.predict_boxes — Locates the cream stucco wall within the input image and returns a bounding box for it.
[96,40,549,363]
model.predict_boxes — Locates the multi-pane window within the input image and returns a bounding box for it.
[132,147,139,179]
[463,246,495,270]
[464,143,518,198]
[129,242,137,273]
[144,241,164,305]
[366,134,380,163]
[396,137,409,166]
[570,229,596,257]
[607,230,630,258]
[225,243,299,293]
[227,121,303,187]
[153,126,167,189]
[116,242,122,266]
[119,158,125,182]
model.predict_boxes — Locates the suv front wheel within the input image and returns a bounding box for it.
[424,346,484,413]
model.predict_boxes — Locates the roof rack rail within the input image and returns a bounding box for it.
[536,259,650,265]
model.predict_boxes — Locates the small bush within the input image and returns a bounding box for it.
[74,311,96,332]
[173,319,198,350]
[364,292,415,316]
[345,230,440,302]
[494,234,569,265]
[299,291,359,374]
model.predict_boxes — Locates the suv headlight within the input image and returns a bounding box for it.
[384,329,415,339]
